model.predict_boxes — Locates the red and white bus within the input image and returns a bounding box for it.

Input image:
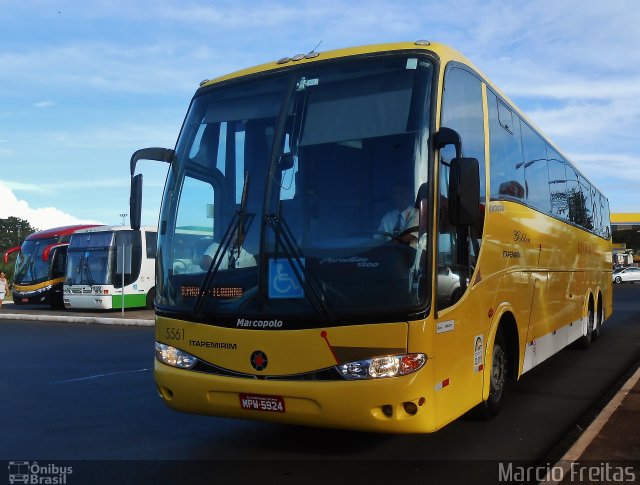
[3,224,98,308]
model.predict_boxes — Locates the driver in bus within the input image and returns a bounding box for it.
[376,184,419,247]
[200,232,256,270]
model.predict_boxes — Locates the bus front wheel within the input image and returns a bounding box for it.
[477,331,507,420]
[146,288,156,310]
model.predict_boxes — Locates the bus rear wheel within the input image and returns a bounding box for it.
[476,331,507,420]
[575,305,594,349]
[592,298,603,342]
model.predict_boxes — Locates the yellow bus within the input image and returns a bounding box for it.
[130,41,612,433]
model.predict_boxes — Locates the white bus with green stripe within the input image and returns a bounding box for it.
[63,225,157,310]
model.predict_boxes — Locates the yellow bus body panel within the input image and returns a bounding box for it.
[155,316,448,433]
[156,318,408,375]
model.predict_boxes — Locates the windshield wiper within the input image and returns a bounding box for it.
[254,75,333,321]
[191,172,251,318]
[26,252,36,282]
[82,255,95,286]
[266,212,333,321]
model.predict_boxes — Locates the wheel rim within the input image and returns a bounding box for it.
[491,344,506,402]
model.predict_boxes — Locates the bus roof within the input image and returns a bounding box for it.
[200,41,472,88]
[71,225,157,234]
[198,40,605,199]
[25,224,101,241]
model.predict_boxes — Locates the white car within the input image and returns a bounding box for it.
[613,267,640,284]
[438,266,461,304]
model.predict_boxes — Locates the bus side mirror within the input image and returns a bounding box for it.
[448,157,479,226]
[130,147,174,177]
[130,174,143,231]
[128,147,173,231]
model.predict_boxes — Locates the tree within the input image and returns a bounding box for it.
[0,217,38,285]
[567,189,593,230]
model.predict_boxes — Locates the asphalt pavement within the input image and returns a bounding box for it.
[1,286,639,484]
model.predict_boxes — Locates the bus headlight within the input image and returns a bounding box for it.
[155,342,198,369]
[337,353,427,379]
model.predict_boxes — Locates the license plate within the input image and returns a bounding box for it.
[239,393,286,413]
[21,298,28,303]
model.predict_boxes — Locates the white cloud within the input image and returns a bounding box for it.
[0,42,203,96]
[0,181,101,230]
[34,100,55,108]
[571,153,640,181]
[2,181,50,193]
[41,122,181,150]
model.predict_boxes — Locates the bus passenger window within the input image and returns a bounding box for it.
[438,66,485,310]
[488,91,524,203]
[521,120,550,214]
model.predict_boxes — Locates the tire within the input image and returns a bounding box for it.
[576,305,594,349]
[449,287,462,306]
[615,276,622,284]
[477,331,507,419]
[50,296,66,310]
[146,287,156,310]
[592,299,603,342]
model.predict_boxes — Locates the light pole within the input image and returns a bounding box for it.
[120,213,128,226]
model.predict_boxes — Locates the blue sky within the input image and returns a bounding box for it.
[1,0,639,230]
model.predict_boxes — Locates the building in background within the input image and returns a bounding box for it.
[612,213,640,267]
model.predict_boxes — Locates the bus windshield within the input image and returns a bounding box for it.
[157,54,434,325]
[65,232,115,286]
[65,230,143,288]
[14,237,59,285]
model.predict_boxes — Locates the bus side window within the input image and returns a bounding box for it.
[521,120,550,214]
[146,232,157,259]
[488,91,525,203]
[173,177,216,273]
[438,66,485,311]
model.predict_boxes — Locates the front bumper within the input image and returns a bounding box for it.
[13,284,54,304]
[154,359,438,433]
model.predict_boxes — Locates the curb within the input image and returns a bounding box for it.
[0,312,154,327]
[541,364,640,483]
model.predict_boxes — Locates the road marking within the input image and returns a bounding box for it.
[51,368,151,384]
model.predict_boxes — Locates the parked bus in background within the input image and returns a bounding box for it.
[63,225,157,310]
[130,41,612,433]
[3,225,98,308]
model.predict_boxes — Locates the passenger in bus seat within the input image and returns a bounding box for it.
[375,184,419,247]
[200,233,256,270]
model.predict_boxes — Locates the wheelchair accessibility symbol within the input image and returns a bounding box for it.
[268,258,305,299]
